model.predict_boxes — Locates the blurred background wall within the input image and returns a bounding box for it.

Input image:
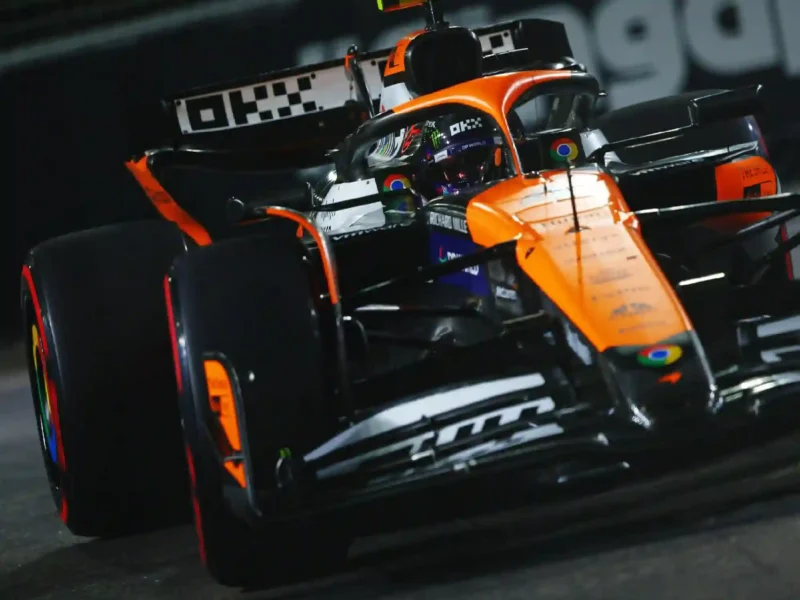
[3,0,800,343]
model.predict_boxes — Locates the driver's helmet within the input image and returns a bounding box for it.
[417,114,503,197]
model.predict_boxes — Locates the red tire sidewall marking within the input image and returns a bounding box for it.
[166,274,207,565]
[185,444,208,566]
[21,265,69,523]
[163,275,183,394]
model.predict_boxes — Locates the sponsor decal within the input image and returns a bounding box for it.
[432,140,493,163]
[450,117,484,136]
[383,173,411,191]
[439,246,480,275]
[427,211,469,234]
[742,164,772,180]
[429,231,490,295]
[562,246,626,265]
[426,397,554,447]
[590,285,652,302]
[175,71,326,133]
[307,373,547,456]
[658,371,683,385]
[637,344,683,367]
[317,394,559,479]
[550,137,579,162]
[306,371,560,479]
[618,321,667,334]
[611,303,654,319]
[537,209,607,229]
[456,139,492,153]
[494,286,518,301]
[429,128,445,149]
[588,268,632,285]
[489,261,522,309]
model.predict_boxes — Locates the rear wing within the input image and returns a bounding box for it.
[586,85,766,166]
[142,18,573,172]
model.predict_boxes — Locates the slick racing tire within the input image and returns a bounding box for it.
[20,221,191,537]
[166,234,350,589]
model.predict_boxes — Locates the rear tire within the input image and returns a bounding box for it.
[167,234,350,588]
[20,221,191,537]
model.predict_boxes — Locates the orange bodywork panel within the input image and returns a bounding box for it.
[467,168,694,352]
[711,155,777,232]
[383,30,424,78]
[125,156,212,246]
[264,207,341,304]
[716,155,776,200]
[391,70,782,351]
[203,359,245,488]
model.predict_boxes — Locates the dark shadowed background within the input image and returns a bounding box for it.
[3,0,800,343]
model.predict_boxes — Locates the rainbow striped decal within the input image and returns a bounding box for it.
[550,138,579,162]
[384,174,412,191]
[31,325,58,464]
[637,344,683,368]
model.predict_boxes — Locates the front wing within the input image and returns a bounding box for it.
[218,320,800,528]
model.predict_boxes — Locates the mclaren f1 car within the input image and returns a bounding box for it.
[19,0,800,588]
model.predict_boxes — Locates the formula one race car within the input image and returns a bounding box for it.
[20,0,800,588]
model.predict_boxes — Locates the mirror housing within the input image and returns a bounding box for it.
[690,85,764,126]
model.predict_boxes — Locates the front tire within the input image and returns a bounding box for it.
[167,234,350,588]
[21,221,191,537]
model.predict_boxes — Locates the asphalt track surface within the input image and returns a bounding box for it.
[6,371,800,600]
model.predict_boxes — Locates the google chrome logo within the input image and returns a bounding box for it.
[384,174,411,192]
[550,138,579,162]
[637,344,683,368]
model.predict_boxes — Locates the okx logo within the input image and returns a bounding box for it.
[450,117,483,137]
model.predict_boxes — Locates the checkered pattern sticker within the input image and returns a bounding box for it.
[175,64,351,133]
[173,31,517,134]
[479,30,515,53]
[449,117,484,136]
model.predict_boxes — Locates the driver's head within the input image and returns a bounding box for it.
[418,114,502,197]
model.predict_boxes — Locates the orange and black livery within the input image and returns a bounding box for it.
[18,0,800,591]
